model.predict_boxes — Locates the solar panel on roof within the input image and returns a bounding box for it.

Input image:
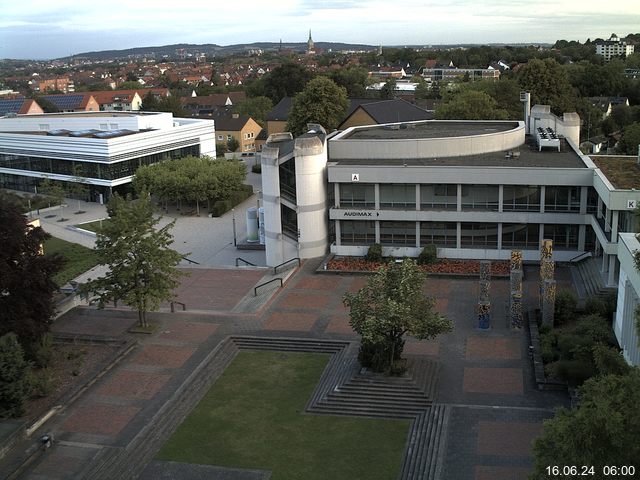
[43,95,84,109]
[0,99,25,115]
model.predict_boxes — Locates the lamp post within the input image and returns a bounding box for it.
[232,208,237,247]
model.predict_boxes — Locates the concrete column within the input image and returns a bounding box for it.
[261,145,284,267]
[539,224,545,246]
[457,184,462,212]
[608,255,617,287]
[611,211,619,242]
[578,224,586,251]
[334,183,340,207]
[335,220,341,246]
[497,223,503,250]
[601,252,608,274]
[415,184,420,211]
[374,183,380,210]
[539,185,546,213]
[375,221,380,243]
[498,185,504,213]
[415,222,420,248]
[579,186,588,215]
[605,208,612,233]
[597,197,603,219]
[456,222,461,249]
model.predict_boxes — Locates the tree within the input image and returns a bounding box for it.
[40,177,67,220]
[33,96,59,113]
[235,96,273,127]
[0,199,64,355]
[379,78,397,100]
[617,122,640,155]
[0,333,31,419]
[329,66,370,98]
[343,259,452,373]
[286,77,349,136]
[263,63,313,104]
[517,58,577,115]
[530,370,640,478]
[227,136,240,153]
[84,194,185,328]
[436,90,509,120]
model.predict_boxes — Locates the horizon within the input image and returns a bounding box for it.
[1,0,639,60]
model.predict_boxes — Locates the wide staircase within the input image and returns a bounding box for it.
[573,256,617,299]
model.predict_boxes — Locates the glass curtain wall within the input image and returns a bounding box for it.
[502,186,540,211]
[421,184,457,210]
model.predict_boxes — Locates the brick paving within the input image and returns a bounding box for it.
[17,261,577,480]
[463,367,524,395]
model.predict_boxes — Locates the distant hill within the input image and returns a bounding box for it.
[62,42,379,61]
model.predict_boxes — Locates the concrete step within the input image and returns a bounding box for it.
[310,403,421,419]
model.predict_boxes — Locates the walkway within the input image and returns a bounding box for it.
[11,259,573,480]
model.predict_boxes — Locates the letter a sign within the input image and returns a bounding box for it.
[351,173,360,182]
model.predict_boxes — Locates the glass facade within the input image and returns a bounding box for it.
[461,185,499,211]
[461,223,498,248]
[339,184,374,207]
[420,222,457,247]
[502,223,540,249]
[544,224,579,250]
[380,184,415,209]
[340,220,375,245]
[0,145,200,181]
[380,221,416,246]
[544,186,581,212]
[278,159,296,202]
[281,204,298,240]
[421,184,457,210]
[503,185,540,211]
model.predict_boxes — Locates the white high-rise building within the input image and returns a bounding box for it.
[596,34,635,62]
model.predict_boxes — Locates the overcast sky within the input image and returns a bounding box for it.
[1,0,639,60]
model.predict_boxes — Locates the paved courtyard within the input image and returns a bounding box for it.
[13,259,572,480]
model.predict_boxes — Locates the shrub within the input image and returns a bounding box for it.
[585,293,617,320]
[554,291,577,326]
[252,163,262,174]
[417,244,438,265]
[211,199,232,217]
[592,345,631,376]
[32,333,54,369]
[546,359,597,387]
[0,333,30,418]
[28,368,54,398]
[365,243,383,262]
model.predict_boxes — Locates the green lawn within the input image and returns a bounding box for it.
[43,237,99,286]
[157,350,410,480]
[75,218,110,233]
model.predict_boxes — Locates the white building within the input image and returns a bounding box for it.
[596,34,635,62]
[615,233,640,366]
[0,111,215,201]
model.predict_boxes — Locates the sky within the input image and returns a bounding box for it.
[1,0,639,60]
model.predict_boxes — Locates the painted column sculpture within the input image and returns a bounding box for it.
[510,250,523,329]
[539,239,556,326]
[478,260,491,329]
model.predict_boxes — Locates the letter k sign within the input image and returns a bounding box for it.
[351,173,360,182]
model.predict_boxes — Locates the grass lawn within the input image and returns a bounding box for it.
[157,350,410,480]
[43,237,99,286]
[75,218,109,233]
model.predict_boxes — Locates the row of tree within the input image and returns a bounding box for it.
[132,156,247,215]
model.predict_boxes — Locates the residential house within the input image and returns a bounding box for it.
[588,97,630,119]
[39,93,100,112]
[181,92,246,117]
[596,34,635,62]
[338,99,434,129]
[90,90,143,111]
[215,114,262,152]
[36,77,75,93]
[0,98,44,116]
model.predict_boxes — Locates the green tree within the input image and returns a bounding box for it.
[617,122,640,155]
[33,96,59,113]
[263,62,313,103]
[343,259,452,373]
[40,177,67,220]
[530,370,640,479]
[0,333,31,419]
[286,77,349,136]
[227,136,240,153]
[0,198,64,355]
[379,78,397,100]
[329,66,370,98]
[436,90,509,120]
[235,96,273,127]
[84,194,185,328]
[517,58,577,115]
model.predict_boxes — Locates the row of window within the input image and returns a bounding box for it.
[339,220,585,250]
[337,184,595,213]
[0,145,200,181]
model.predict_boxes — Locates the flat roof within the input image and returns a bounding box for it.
[6,111,160,118]
[343,121,519,140]
[591,155,640,189]
[330,136,587,169]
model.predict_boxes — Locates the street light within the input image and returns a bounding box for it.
[232,208,237,247]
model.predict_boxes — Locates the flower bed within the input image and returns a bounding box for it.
[327,256,510,276]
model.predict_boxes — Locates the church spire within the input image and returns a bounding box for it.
[307,29,315,54]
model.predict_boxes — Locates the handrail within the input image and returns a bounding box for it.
[254,278,283,296]
[273,257,300,275]
[181,256,200,265]
[170,301,186,313]
[236,257,256,267]
[569,251,592,263]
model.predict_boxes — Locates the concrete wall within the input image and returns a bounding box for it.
[260,145,284,266]
[615,233,640,365]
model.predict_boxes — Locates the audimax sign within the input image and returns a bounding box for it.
[342,210,380,217]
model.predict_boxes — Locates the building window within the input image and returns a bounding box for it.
[380,184,415,209]
[420,222,456,247]
[461,185,499,211]
[503,185,540,211]
[587,187,598,214]
[544,224,579,250]
[421,184,457,210]
[281,204,298,240]
[227,135,232,141]
[460,223,498,249]
[217,135,223,141]
[339,184,375,208]
[278,158,296,202]
[100,124,108,130]
[544,186,580,212]
[502,223,540,249]
[38,124,50,131]
[340,220,376,245]
[380,221,416,246]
